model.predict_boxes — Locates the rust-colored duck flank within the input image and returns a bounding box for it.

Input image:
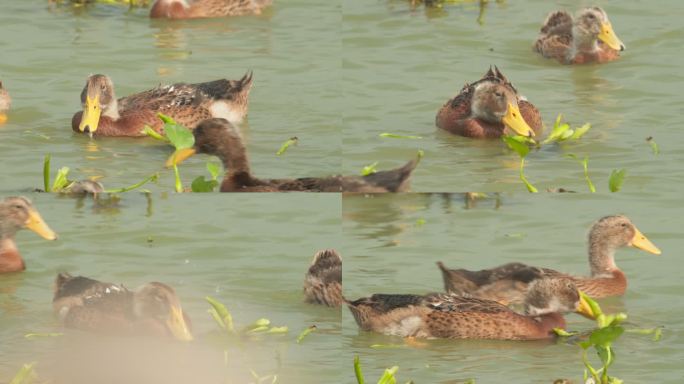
[346,278,594,340]
[0,197,57,274]
[436,66,543,139]
[150,0,272,19]
[304,249,342,307]
[534,7,625,64]
[438,215,661,305]
[0,80,10,124]
[167,118,420,192]
[53,273,193,341]
[72,71,253,137]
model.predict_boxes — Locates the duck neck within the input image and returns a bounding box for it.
[571,28,600,57]
[216,130,258,190]
[102,97,120,121]
[588,237,619,276]
[0,237,25,273]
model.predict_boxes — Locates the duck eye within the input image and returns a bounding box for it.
[621,223,628,228]
[494,91,503,97]
[13,205,24,210]
[587,13,595,20]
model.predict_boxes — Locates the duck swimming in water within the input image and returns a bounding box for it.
[304,249,342,307]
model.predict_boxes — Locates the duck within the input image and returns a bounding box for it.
[345,278,595,340]
[304,249,342,307]
[0,80,10,124]
[437,215,661,305]
[0,197,58,274]
[166,118,420,192]
[72,71,253,137]
[534,7,625,64]
[150,0,272,19]
[53,273,193,341]
[436,66,543,139]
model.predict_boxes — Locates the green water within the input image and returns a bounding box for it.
[343,193,680,383]
[342,0,684,193]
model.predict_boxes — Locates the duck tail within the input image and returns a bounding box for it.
[238,70,253,92]
[540,10,572,35]
[54,272,73,294]
[362,151,422,192]
[304,249,343,307]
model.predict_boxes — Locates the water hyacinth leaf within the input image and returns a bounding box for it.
[354,356,365,384]
[608,169,626,192]
[502,135,530,158]
[52,167,71,192]
[173,165,183,193]
[206,296,235,333]
[9,363,37,384]
[570,123,591,139]
[646,136,659,155]
[553,328,577,337]
[276,137,298,156]
[580,292,603,318]
[541,114,571,144]
[589,325,624,348]
[361,162,378,176]
[207,161,221,180]
[266,326,288,334]
[377,366,399,384]
[191,176,218,193]
[103,173,159,194]
[141,125,169,143]
[379,133,423,139]
[296,325,317,344]
[158,113,194,150]
[519,159,538,193]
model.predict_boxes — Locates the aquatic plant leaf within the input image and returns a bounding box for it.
[502,135,530,158]
[206,161,221,180]
[276,137,298,156]
[415,218,426,227]
[296,325,317,344]
[191,176,218,193]
[590,325,624,348]
[42,155,51,192]
[9,363,37,384]
[370,344,406,349]
[570,123,591,139]
[361,162,378,176]
[608,169,626,192]
[580,292,603,318]
[379,133,423,139]
[52,167,71,192]
[553,328,577,337]
[354,356,365,384]
[157,113,194,150]
[646,136,659,155]
[173,165,183,193]
[519,158,538,193]
[206,296,235,334]
[103,173,159,194]
[24,332,64,339]
[377,366,399,384]
[266,326,288,334]
[541,114,571,144]
[141,125,170,143]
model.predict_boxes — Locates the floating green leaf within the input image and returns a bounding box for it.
[608,169,626,192]
[276,137,298,156]
[379,133,423,139]
[361,162,378,176]
[646,136,659,155]
[206,296,235,334]
[542,115,590,144]
[191,176,218,193]
[266,326,288,334]
[173,165,183,193]
[570,123,591,139]
[140,125,170,143]
[296,325,317,344]
[43,154,51,192]
[377,366,399,384]
[553,328,578,337]
[24,332,64,339]
[566,154,596,193]
[9,363,37,384]
[519,158,537,193]
[354,356,365,384]
[207,161,221,180]
[52,167,72,192]
[502,135,531,158]
[158,113,194,150]
[415,218,426,227]
[103,173,159,194]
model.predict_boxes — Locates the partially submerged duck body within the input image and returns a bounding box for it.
[0,197,57,274]
[304,249,342,307]
[150,0,272,19]
[438,215,661,304]
[53,273,193,340]
[534,7,625,64]
[346,278,594,340]
[436,67,542,139]
[168,118,420,192]
[72,71,253,137]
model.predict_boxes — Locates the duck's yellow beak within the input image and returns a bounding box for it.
[165,148,197,168]
[24,208,57,241]
[598,22,625,51]
[79,94,101,136]
[167,305,193,341]
[502,103,535,137]
[0,113,7,125]
[629,227,661,255]
[575,291,597,320]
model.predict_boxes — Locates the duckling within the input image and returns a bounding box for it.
[167,118,420,192]
[436,66,542,138]
[0,197,57,274]
[53,273,193,341]
[304,249,342,307]
[438,215,661,305]
[534,7,625,64]
[72,71,252,137]
[150,0,272,19]
[346,278,594,340]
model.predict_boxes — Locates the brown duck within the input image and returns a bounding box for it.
[303,249,342,307]
[53,273,193,341]
[0,197,57,274]
[438,215,661,305]
[346,278,595,340]
[436,66,543,139]
[534,7,625,64]
[72,71,253,137]
[0,80,10,124]
[167,118,420,192]
[150,0,272,19]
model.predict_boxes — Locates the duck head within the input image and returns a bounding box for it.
[471,81,535,137]
[0,197,57,241]
[79,74,120,137]
[524,278,595,319]
[574,7,625,52]
[133,282,193,341]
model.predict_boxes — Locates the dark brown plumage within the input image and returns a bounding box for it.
[72,72,253,137]
[346,278,593,340]
[168,118,420,192]
[436,66,543,138]
[303,249,342,307]
[438,215,661,304]
[150,0,272,19]
[0,197,57,274]
[53,273,193,341]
